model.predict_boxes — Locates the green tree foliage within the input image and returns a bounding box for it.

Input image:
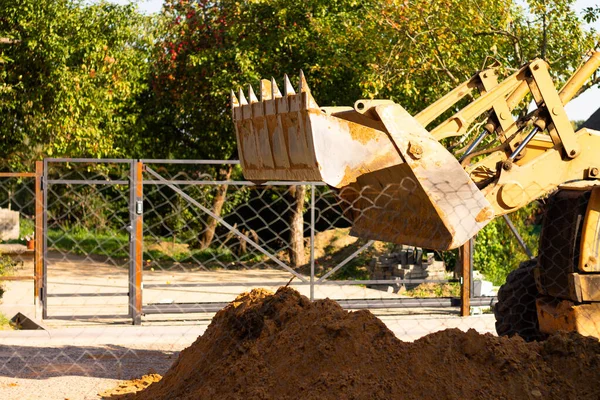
[583,5,600,24]
[474,204,542,285]
[151,0,379,160]
[3,0,596,163]
[153,0,598,159]
[0,0,154,167]
[151,0,384,254]
[511,0,599,84]
[364,0,514,112]
[367,0,598,117]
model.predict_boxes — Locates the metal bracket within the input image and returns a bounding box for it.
[135,200,143,215]
[587,167,600,180]
[478,69,515,139]
[527,60,580,158]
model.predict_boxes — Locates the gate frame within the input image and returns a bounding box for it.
[0,168,43,318]
[42,158,141,323]
[139,160,473,314]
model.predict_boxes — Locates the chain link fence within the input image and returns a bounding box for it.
[1,158,597,398]
[33,159,477,320]
[43,160,134,320]
[0,169,38,320]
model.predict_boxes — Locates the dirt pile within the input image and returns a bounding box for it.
[131,287,600,400]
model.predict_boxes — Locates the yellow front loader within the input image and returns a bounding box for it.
[230,51,600,340]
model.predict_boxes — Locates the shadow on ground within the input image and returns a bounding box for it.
[0,344,176,380]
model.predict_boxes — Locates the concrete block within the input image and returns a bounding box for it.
[473,280,494,297]
[0,209,19,241]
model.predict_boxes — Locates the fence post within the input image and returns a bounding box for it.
[135,160,144,324]
[310,184,315,301]
[129,160,144,325]
[34,161,44,319]
[460,238,472,316]
[41,159,48,319]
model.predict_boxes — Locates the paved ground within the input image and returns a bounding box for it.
[0,251,497,399]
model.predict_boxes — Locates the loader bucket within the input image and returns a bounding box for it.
[231,73,494,250]
[231,72,401,187]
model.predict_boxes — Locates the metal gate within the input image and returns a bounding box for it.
[42,159,142,322]
[139,160,312,317]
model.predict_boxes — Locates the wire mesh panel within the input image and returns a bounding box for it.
[138,161,482,318]
[0,158,522,326]
[141,162,313,315]
[309,181,484,313]
[0,173,36,318]
[43,160,134,320]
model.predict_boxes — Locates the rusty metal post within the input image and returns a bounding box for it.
[310,184,315,301]
[460,239,472,316]
[34,161,43,318]
[133,160,144,324]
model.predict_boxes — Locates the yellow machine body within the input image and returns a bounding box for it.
[536,186,600,338]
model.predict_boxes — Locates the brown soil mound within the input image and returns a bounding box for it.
[132,287,600,400]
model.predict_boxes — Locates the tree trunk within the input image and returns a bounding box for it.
[287,185,306,268]
[200,165,233,249]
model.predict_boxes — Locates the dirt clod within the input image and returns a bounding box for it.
[127,287,600,400]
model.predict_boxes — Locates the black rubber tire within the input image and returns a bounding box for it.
[494,259,546,342]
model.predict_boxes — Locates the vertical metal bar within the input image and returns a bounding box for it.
[42,159,48,319]
[133,160,144,325]
[502,214,534,259]
[509,126,539,160]
[128,160,136,322]
[310,184,315,301]
[459,130,488,162]
[460,239,472,316]
[469,237,474,296]
[34,161,43,318]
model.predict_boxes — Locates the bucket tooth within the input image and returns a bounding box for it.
[231,90,240,121]
[299,70,309,93]
[264,78,289,169]
[251,80,275,169]
[283,74,296,95]
[230,90,239,108]
[271,78,282,98]
[238,89,248,105]
[235,85,260,169]
[260,79,272,101]
[248,84,259,103]
[298,70,318,109]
